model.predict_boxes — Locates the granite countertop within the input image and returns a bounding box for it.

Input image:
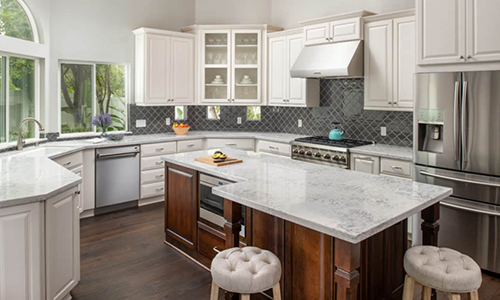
[349,144,413,161]
[162,149,450,244]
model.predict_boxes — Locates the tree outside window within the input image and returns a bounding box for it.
[60,63,127,134]
[0,0,34,42]
[247,106,261,121]
[207,106,220,120]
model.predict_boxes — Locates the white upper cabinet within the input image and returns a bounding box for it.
[300,11,376,46]
[268,30,319,107]
[417,0,500,65]
[134,28,195,106]
[364,11,415,111]
[466,0,500,62]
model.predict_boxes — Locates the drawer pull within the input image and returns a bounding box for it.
[155,161,164,166]
[155,188,164,192]
[155,147,164,152]
[187,144,195,147]
[213,247,222,253]
[391,166,404,171]
[225,143,237,146]
[356,156,373,162]
[155,174,164,179]
[269,146,279,151]
[75,190,81,195]
[63,162,72,167]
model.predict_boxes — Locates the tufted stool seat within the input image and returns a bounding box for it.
[210,247,282,300]
[402,246,482,300]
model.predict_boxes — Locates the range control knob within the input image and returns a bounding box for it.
[292,148,299,154]
[339,156,347,163]
[299,149,305,155]
[305,151,312,156]
[333,155,340,161]
[314,152,321,158]
[323,154,331,159]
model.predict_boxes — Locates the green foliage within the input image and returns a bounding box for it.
[0,0,34,41]
[247,106,261,121]
[176,107,184,120]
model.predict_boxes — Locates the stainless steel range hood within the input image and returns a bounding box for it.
[290,40,364,78]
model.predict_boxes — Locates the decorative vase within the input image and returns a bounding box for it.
[100,127,108,138]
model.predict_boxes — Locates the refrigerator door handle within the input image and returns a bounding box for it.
[461,81,468,165]
[420,170,500,188]
[453,81,460,161]
[441,201,500,217]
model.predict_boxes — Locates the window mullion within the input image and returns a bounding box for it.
[93,64,97,133]
[5,56,10,143]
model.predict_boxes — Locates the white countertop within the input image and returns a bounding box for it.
[349,144,413,161]
[162,149,450,244]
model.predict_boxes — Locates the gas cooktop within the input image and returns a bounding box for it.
[294,136,373,148]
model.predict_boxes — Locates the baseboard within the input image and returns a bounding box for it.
[164,240,210,272]
[80,209,94,219]
[139,195,164,206]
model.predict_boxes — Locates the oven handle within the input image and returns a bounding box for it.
[420,170,500,188]
[441,201,500,217]
[96,150,139,159]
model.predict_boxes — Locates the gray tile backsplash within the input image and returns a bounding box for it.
[129,79,413,147]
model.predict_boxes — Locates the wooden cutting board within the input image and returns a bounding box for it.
[195,156,243,167]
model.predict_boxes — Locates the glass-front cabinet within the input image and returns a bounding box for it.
[200,28,263,104]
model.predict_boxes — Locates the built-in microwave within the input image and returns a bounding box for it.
[199,173,245,237]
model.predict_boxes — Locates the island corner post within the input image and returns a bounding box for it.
[222,198,441,300]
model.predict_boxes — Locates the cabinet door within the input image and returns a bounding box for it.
[46,189,80,300]
[330,17,362,42]
[146,34,171,104]
[350,154,380,174]
[201,30,231,104]
[170,37,194,104]
[417,0,466,65]
[287,34,307,105]
[303,23,330,46]
[364,20,393,109]
[72,165,84,214]
[393,17,416,110]
[0,203,42,300]
[232,30,261,104]
[165,164,198,250]
[466,0,500,62]
[268,36,287,105]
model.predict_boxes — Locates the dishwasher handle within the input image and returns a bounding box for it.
[96,150,140,159]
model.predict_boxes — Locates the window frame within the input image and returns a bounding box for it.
[0,52,41,144]
[58,60,130,138]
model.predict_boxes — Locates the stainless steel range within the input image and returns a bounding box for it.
[291,136,373,168]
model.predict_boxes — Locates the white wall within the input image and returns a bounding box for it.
[46,0,196,132]
[271,0,415,29]
[194,0,271,24]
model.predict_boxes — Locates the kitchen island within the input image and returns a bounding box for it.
[162,149,451,300]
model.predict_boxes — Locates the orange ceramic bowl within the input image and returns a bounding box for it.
[173,127,190,135]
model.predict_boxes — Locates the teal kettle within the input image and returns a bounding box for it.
[329,123,344,141]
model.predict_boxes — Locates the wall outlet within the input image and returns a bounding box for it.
[166,118,171,125]
[136,119,146,128]
[298,119,303,128]
[237,117,242,124]
[381,126,387,136]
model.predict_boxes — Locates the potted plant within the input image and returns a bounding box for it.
[91,113,113,138]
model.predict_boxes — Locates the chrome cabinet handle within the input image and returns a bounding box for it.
[467,55,472,59]
[460,55,465,60]
[225,143,237,146]
[391,166,404,171]
[155,147,164,152]
[75,191,81,195]
[420,170,500,188]
[313,71,321,75]
[155,161,164,165]
[269,146,279,151]
[63,162,72,167]
[462,81,468,164]
[356,156,373,162]
[187,144,195,147]
[325,37,329,41]
[388,101,392,105]
[96,150,139,159]
[155,174,164,179]
[228,99,231,102]
[440,201,500,217]
[453,81,460,161]
[155,188,164,192]
[213,247,222,253]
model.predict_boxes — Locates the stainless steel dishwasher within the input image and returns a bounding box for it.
[95,145,140,212]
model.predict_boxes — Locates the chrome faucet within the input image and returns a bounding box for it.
[17,117,45,151]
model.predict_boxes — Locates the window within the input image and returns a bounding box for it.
[247,106,261,121]
[60,63,127,135]
[207,106,220,120]
[175,106,187,121]
[0,55,37,143]
[0,0,35,42]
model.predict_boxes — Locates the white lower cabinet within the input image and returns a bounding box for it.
[0,202,42,300]
[206,138,255,151]
[140,142,169,201]
[350,154,380,174]
[0,187,80,300]
[255,140,291,156]
[177,139,204,153]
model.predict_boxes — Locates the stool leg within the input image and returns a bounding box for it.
[422,286,432,300]
[402,275,415,300]
[272,283,282,300]
[470,290,479,300]
[240,295,250,300]
[210,281,219,300]
[446,293,461,300]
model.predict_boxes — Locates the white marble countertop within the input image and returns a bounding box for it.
[349,144,413,161]
[162,149,451,244]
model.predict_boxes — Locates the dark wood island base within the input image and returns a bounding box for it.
[163,163,440,300]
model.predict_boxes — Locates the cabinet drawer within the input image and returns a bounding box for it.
[206,138,254,151]
[256,140,291,156]
[53,151,83,170]
[177,139,204,153]
[141,169,165,184]
[350,154,380,174]
[380,158,412,178]
[141,156,165,171]
[141,181,165,199]
[198,223,225,261]
[141,142,176,157]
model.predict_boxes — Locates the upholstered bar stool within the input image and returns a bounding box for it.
[402,246,482,300]
[210,247,282,300]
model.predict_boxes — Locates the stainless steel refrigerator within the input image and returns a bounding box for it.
[414,71,500,274]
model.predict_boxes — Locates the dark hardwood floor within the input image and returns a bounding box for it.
[72,203,500,300]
